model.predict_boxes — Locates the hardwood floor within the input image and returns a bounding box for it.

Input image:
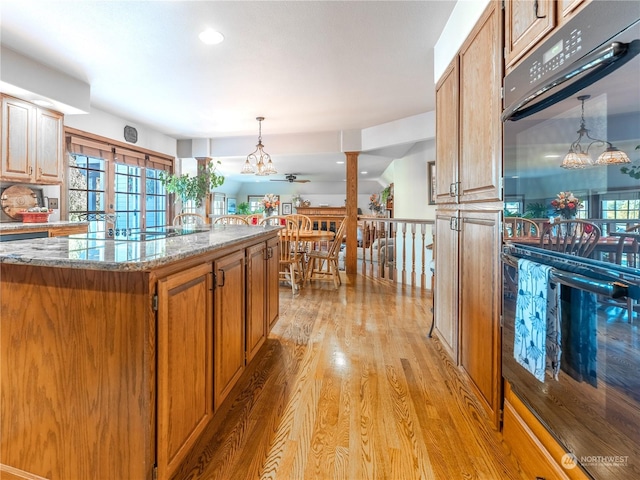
[172,274,525,480]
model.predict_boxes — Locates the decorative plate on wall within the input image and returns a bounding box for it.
[1,185,38,219]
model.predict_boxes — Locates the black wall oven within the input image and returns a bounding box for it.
[502,2,640,479]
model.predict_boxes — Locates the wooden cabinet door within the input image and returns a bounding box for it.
[435,57,459,204]
[35,107,64,183]
[1,95,35,182]
[246,242,267,363]
[433,209,459,362]
[214,250,245,409]
[558,0,588,24]
[266,235,280,331]
[458,210,502,428]
[459,2,503,203]
[157,263,214,480]
[505,0,555,70]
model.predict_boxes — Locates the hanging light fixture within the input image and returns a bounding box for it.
[561,95,630,169]
[240,116,277,176]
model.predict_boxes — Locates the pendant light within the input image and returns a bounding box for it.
[240,117,277,176]
[561,95,630,169]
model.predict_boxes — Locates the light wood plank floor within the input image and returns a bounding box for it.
[172,274,526,480]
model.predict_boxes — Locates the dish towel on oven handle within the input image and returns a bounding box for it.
[514,258,561,382]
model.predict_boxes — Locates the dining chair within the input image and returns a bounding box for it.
[539,219,601,257]
[172,212,206,226]
[259,215,290,227]
[626,224,640,233]
[212,215,248,225]
[285,214,312,230]
[276,222,304,295]
[503,217,539,238]
[245,214,263,226]
[305,217,346,288]
[612,231,639,322]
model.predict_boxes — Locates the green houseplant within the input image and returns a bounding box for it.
[236,201,251,215]
[159,160,225,207]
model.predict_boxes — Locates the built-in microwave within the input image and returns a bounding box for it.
[501,1,640,478]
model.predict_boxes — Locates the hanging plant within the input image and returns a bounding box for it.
[619,145,640,179]
[159,161,225,207]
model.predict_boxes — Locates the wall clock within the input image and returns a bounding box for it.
[124,125,138,143]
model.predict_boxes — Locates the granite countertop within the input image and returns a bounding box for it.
[0,225,279,271]
[0,220,89,232]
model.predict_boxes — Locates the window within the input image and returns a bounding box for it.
[601,194,640,233]
[248,195,279,214]
[67,133,172,234]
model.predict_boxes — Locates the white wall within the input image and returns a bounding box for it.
[65,107,177,156]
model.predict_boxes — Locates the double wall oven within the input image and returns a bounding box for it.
[502,2,639,479]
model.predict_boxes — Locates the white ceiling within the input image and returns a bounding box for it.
[0,0,455,184]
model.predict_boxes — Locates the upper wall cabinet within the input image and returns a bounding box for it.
[434,0,502,204]
[505,0,556,70]
[0,94,64,184]
[458,1,502,203]
[435,58,459,204]
[505,0,589,72]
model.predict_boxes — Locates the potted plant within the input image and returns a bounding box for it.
[159,160,225,207]
[236,201,251,215]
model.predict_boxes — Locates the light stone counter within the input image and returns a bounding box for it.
[0,224,280,271]
[0,220,89,232]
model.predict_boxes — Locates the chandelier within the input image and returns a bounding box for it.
[240,116,277,176]
[561,95,630,169]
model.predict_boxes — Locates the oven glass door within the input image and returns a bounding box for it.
[502,15,640,480]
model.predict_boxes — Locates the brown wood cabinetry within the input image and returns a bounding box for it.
[0,231,279,480]
[213,250,246,410]
[433,209,459,359]
[435,58,459,204]
[157,263,214,478]
[0,94,64,184]
[246,242,268,362]
[246,236,279,362]
[458,210,502,428]
[505,0,589,72]
[435,4,501,204]
[266,236,280,330]
[433,1,503,428]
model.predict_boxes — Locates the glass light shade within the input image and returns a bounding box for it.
[264,159,277,175]
[595,146,631,165]
[561,151,593,169]
[240,158,255,174]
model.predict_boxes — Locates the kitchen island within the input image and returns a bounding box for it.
[0,225,280,480]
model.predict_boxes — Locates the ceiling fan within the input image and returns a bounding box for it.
[270,173,310,183]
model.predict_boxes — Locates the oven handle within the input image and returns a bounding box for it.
[502,39,640,122]
[502,252,630,299]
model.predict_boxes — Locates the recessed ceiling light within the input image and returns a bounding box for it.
[544,154,561,158]
[199,28,224,45]
[336,161,344,164]
[361,171,368,174]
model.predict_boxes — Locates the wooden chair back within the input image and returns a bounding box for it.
[539,219,601,257]
[285,214,312,230]
[245,214,263,226]
[503,217,539,238]
[173,213,206,226]
[277,222,303,294]
[212,215,248,225]
[259,215,291,227]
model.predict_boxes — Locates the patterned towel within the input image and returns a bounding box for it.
[514,259,561,382]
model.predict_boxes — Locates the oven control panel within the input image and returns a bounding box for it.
[529,29,583,84]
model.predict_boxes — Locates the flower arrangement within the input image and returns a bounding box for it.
[260,193,280,216]
[369,193,383,215]
[551,191,582,219]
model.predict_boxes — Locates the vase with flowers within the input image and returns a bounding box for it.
[369,193,384,216]
[260,193,280,217]
[551,191,583,219]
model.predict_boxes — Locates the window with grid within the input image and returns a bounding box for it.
[67,134,172,234]
[601,195,640,232]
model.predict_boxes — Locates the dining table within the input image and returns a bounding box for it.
[505,235,638,262]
